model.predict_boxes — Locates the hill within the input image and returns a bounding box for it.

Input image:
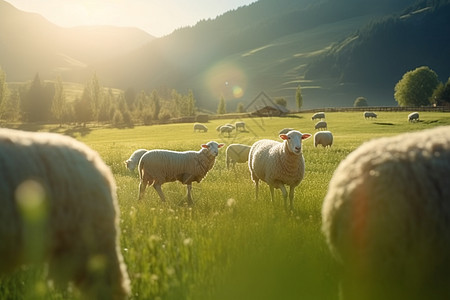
[0,0,155,82]
[92,0,420,110]
[305,0,450,107]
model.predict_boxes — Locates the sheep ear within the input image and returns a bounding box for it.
[302,134,312,140]
[201,144,209,149]
[280,134,289,140]
[218,143,225,148]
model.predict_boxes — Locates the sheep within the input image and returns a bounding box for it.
[138,141,224,205]
[315,121,328,130]
[279,128,294,135]
[124,148,148,171]
[235,121,246,132]
[0,128,130,300]
[248,130,312,209]
[226,143,251,169]
[363,111,377,119]
[408,111,419,122]
[321,126,450,300]
[194,123,208,132]
[218,125,234,137]
[314,131,333,148]
[312,112,325,120]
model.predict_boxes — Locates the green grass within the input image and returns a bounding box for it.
[1,112,449,300]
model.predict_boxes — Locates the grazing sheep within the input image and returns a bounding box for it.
[408,111,419,122]
[138,141,224,205]
[322,126,450,300]
[363,111,377,119]
[248,130,311,209]
[235,121,246,132]
[226,144,251,169]
[314,131,333,148]
[124,148,148,171]
[279,128,294,135]
[315,121,328,130]
[218,125,234,137]
[194,123,208,132]
[312,112,325,121]
[0,128,130,300]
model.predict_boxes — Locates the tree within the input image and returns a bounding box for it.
[394,66,439,107]
[74,88,93,126]
[186,89,196,116]
[88,72,103,121]
[21,73,52,122]
[150,90,161,120]
[431,77,450,106]
[0,66,8,108]
[354,97,368,107]
[236,102,245,113]
[1,89,20,122]
[217,94,226,114]
[296,85,303,110]
[51,75,66,127]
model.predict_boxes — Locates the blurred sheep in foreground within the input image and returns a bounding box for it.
[322,126,450,300]
[0,128,130,300]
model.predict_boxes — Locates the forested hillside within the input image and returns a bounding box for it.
[305,0,450,103]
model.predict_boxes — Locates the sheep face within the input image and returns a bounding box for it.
[279,130,311,155]
[201,141,225,157]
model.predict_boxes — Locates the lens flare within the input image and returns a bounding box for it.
[204,61,247,100]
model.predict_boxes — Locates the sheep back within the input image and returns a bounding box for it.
[0,128,130,299]
[322,126,450,299]
[314,131,333,147]
[226,144,251,168]
[140,148,216,185]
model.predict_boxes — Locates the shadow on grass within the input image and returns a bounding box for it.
[374,122,395,126]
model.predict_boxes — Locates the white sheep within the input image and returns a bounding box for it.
[363,111,377,119]
[0,128,130,299]
[235,121,246,132]
[315,121,327,130]
[314,131,333,148]
[218,125,234,137]
[408,111,419,122]
[138,141,224,205]
[248,130,312,209]
[322,126,450,300]
[312,112,325,120]
[226,143,251,169]
[194,123,208,132]
[124,148,148,171]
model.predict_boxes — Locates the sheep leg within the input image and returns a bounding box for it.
[153,184,166,202]
[186,184,193,206]
[269,186,275,202]
[289,185,295,210]
[279,185,288,208]
[138,180,147,200]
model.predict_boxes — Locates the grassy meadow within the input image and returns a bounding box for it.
[1,111,450,300]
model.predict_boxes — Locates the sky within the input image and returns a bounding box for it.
[6,0,256,37]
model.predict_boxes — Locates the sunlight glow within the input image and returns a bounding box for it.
[204,61,248,100]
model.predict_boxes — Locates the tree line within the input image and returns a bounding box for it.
[0,67,197,126]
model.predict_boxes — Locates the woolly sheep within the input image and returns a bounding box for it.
[248,130,311,209]
[314,131,333,148]
[315,121,327,130]
[408,111,419,122]
[312,112,325,120]
[235,121,246,132]
[218,125,234,137]
[322,126,450,300]
[363,111,377,119]
[279,128,294,135]
[138,141,224,205]
[226,143,251,169]
[194,123,208,132]
[124,148,148,171]
[0,128,130,299]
